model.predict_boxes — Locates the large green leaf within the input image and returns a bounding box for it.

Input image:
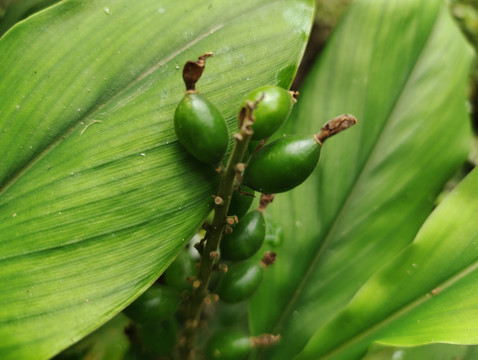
[0,1,314,359]
[297,166,478,359]
[249,0,473,359]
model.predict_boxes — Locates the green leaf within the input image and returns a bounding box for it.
[362,343,467,360]
[248,0,473,359]
[0,1,314,359]
[362,343,477,360]
[0,0,63,37]
[297,166,478,359]
[52,313,130,360]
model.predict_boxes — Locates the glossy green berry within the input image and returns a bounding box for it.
[243,134,320,194]
[137,317,178,356]
[123,285,180,324]
[174,91,229,166]
[220,209,265,261]
[227,185,255,219]
[216,259,264,303]
[162,249,197,292]
[243,85,295,140]
[205,330,251,360]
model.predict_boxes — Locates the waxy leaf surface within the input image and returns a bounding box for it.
[0,0,314,358]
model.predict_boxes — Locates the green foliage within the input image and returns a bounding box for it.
[1,0,477,359]
[249,0,475,359]
[0,0,313,358]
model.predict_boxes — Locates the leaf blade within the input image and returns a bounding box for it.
[297,166,478,359]
[249,1,473,359]
[0,0,314,358]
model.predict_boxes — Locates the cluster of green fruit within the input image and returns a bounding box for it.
[122,53,356,360]
[175,75,323,194]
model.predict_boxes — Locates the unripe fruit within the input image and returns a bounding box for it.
[137,317,178,356]
[220,209,266,261]
[205,330,251,360]
[174,91,229,166]
[163,249,197,292]
[243,135,320,194]
[227,185,255,219]
[123,285,180,324]
[216,259,264,303]
[243,85,295,140]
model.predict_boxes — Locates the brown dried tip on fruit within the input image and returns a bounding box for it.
[182,52,214,91]
[213,263,228,273]
[252,334,281,347]
[315,114,357,145]
[259,193,275,211]
[261,251,277,267]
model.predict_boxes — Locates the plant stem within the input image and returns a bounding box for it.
[178,103,256,360]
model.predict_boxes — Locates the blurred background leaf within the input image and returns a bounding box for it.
[298,166,478,359]
[249,0,474,359]
[0,0,63,36]
[362,342,478,360]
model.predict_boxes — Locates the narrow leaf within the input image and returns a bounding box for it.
[297,166,478,359]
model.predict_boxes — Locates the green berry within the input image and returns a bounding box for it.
[216,259,264,303]
[242,135,320,194]
[123,285,180,324]
[220,209,265,261]
[227,185,255,219]
[205,330,251,360]
[163,249,197,292]
[243,85,295,140]
[137,317,178,356]
[247,139,263,157]
[174,91,229,166]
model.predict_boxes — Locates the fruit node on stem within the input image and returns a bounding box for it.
[259,193,275,211]
[213,195,224,205]
[238,96,263,135]
[260,251,277,267]
[290,90,299,102]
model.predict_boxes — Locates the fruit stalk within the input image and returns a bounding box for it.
[178,101,257,359]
